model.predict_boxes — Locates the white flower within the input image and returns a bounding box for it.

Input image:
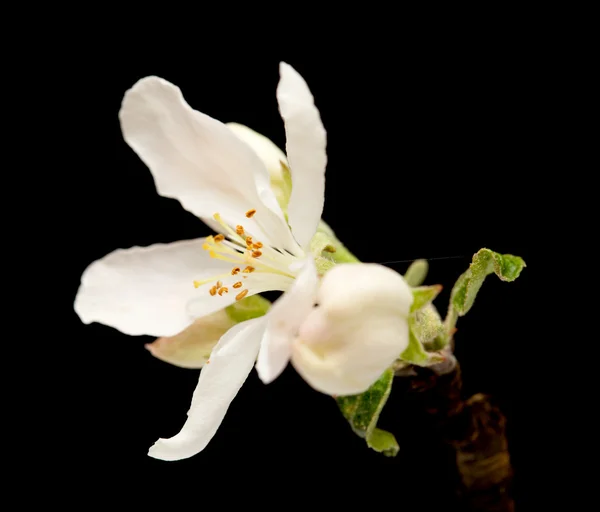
[74,62,327,461]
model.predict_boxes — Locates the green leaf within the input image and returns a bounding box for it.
[411,285,443,313]
[451,248,526,317]
[404,259,429,287]
[336,369,399,456]
[368,428,400,457]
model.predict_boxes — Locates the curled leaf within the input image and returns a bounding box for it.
[452,249,525,316]
[444,248,526,338]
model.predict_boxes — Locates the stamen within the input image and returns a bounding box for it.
[213,213,243,241]
[208,251,245,265]
[232,267,241,275]
[245,236,253,246]
[209,286,217,296]
[236,225,245,236]
[218,287,229,296]
[252,250,262,258]
[242,266,255,273]
[193,272,233,288]
[233,282,243,289]
[253,241,263,249]
[216,281,222,289]
[236,289,249,300]
[246,209,257,218]
[214,234,225,242]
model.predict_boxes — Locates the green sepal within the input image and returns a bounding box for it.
[404,259,429,287]
[400,327,430,366]
[411,285,443,313]
[310,222,360,264]
[225,294,271,323]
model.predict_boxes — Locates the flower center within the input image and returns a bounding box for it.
[193,209,297,300]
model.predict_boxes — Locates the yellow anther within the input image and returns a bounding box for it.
[252,250,262,258]
[209,286,217,296]
[236,225,245,235]
[216,281,222,289]
[246,209,257,218]
[242,266,255,273]
[218,287,229,296]
[214,234,225,242]
[233,282,243,289]
[252,241,263,249]
[245,236,253,245]
[236,289,249,300]
[232,267,241,275]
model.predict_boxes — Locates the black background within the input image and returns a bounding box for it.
[62,33,545,510]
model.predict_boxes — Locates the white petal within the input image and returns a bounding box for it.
[292,263,412,396]
[255,257,319,384]
[74,239,232,337]
[226,123,288,179]
[277,63,327,249]
[145,310,236,369]
[148,317,266,461]
[119,76,301,255]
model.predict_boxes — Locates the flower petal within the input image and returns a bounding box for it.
[74,239,233,337]
[292,264,412,396]
[148,317,266,461]
[277,63,327,249]
[119,76,301,255]
[226,123,288,180]
[145,310,236,369]
[255,257,319,384]
[226,122,292,212]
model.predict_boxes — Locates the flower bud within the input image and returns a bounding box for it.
[291,263,413,396]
